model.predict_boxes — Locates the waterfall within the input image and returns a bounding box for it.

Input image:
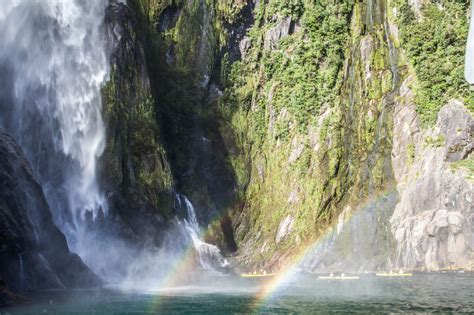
[177,195,229,274]
[0,0,109,252]
[466,4,474,84]
[18,253,24,293]
[39,253,65,289]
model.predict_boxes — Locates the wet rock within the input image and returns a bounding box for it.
[360,35,374,80]
[239,36,252,59]
[158,6,180,32]
[408,0,428,18]
[288,140,305,164]
[287,189,299,205]
[103,1,174,246]
[301,193,398,273]
[0,129,101,295]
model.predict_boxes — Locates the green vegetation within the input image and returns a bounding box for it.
[424,134,445,148]
[451,154,474,181]
[394,0,473,125]
[268,0,305,19]
[101,9,175,217]
[407,143,415,165]
[220,0,400,267]
[106,0,473,268]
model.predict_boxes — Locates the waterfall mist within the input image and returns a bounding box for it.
[115,194,231,291]
[177,195,229,273]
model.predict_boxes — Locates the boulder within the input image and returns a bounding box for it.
[437,100,474,162]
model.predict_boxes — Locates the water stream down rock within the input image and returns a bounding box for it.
[176,195,230,274]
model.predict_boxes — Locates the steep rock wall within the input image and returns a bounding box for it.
[219,0,473,270]
[0,129,100,300]
[391,82,474,270]
[125,0,242,252]
[109,0,473,271]
[100,1,175,246]
[221,0,402,270]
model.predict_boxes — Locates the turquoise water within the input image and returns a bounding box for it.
[5,273,474,314]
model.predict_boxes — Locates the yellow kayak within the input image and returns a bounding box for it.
[376,273,412,277]
[318,276,359,280]
[240,273,276,278]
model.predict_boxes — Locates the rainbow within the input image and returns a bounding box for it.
[250,189,395,310]
[147,189,393,312]
[146,213,231,312]
[249,229,335,311]
[147,242,200,312]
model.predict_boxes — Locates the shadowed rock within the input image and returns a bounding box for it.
[0,129,101,299]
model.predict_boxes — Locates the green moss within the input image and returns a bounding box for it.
[394,0,471,126]
[424,134,445,148]
[220,0,406,266]
[407,142,415,165]
[450,154,474,181]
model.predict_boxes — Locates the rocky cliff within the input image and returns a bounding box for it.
[100,1,175,246]
[0,129,100,304]
[109,0,473,272]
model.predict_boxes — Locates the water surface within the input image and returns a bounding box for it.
[6,273,474,314]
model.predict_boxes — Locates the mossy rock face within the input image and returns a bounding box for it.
[122,0,403,267]
[101,3,174,225]
[99,0,473,269]
[393,0,473,125]
[124,0,244,252]
[217,0,405,269]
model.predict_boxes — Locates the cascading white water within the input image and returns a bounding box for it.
[466,5,474,84]
[0,0,109,265]
[178,195,229,273]
[0,0,109,219]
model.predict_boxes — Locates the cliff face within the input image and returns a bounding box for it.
[223,0,473,271]
[103,0,473,271]
[391,88,474,270]
[0,129,100,301]
[222,0,399,270]
[98,1,175,246]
